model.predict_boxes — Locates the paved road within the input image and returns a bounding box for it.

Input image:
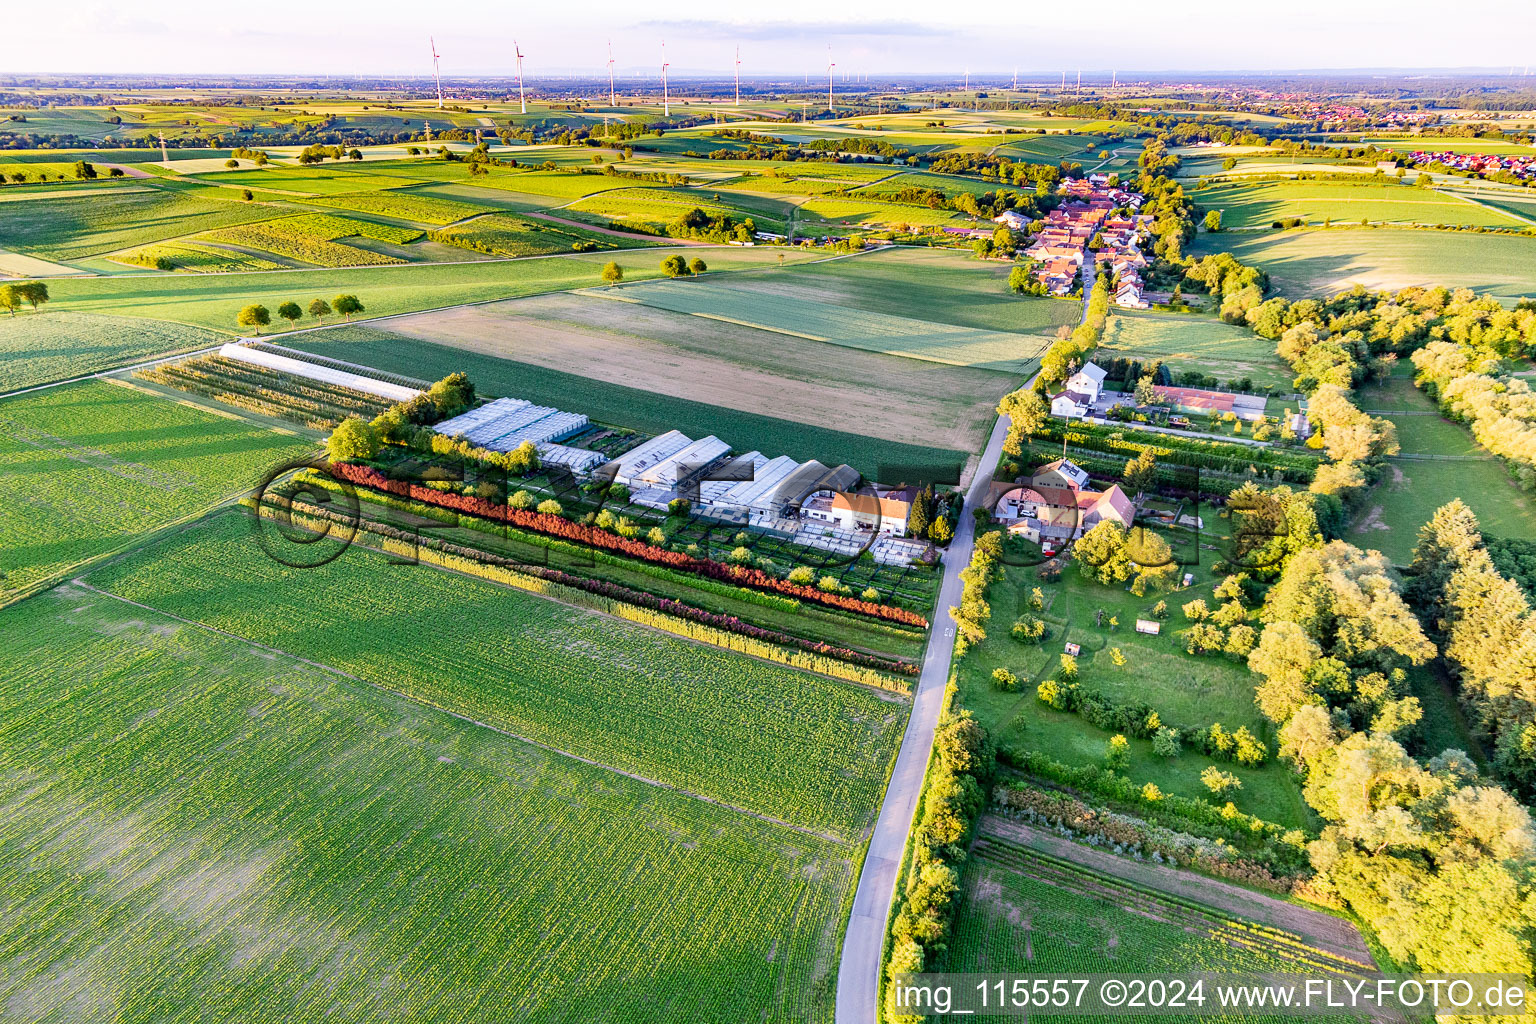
[833,410,1011,1024]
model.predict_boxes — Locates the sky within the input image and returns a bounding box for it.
[11,0,1536,78]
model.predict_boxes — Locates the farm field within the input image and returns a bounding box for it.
[286,326,973,478]
[85,509,908,839]
[0,382,315,593]
[293,189,489,224]
[1348,369,1536,563]
[564,186,792,235]
[116,241,285,272]
[430,211,651,257]
[0,185,282,261]
[595,276,1052,373]
[374,289,1017,454]
[1193,179,1531,229]
[0,310,226,391]
[0,584,857,1023]
[1098,311,1297,391]
[851,171,1004,197]
[468,169,639,200]
[1188,228,1536,301]
[191,167,430,195]
[948,818,1373,982]
[41,244,829,334]
[796,196,966,233]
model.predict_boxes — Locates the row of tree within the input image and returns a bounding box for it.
[237,295,363,333]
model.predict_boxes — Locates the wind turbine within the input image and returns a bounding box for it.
[514,40,527,114]
[661,40,670,116]
[430,37,444,109]
[607,40,616,106]
[734,45,741,107]
[826,47,835,114]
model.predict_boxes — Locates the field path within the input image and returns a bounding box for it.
[67,578,850,845]
[522,210,712,244]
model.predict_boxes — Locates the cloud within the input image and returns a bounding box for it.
[632,18,951,42]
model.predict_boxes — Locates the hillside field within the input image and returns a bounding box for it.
[0,310,226,391]
[0,382,315,592]
[1187,228,1536,301]
[1193,180,1531,229]
[0,584,859,1023]
[1098,311,1296,391]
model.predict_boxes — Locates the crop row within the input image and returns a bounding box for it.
[257,493,916,686]
[85,509,908,839]
[279,213,425,245]
[331,461,930,627]
[137,355,393,428]
[429,213,625,257]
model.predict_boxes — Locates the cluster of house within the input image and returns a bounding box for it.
[434,399,924,555]
[1408,150,1536,181]
[994,457,1135,548]
[1047,360,1273,425]
[1010,176,1153,306]
[1220,94,1435,129]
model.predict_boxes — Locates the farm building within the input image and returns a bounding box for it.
[218,343,421,403]
[434,397,590,450]
[1050,361,1108,417]
[698,453,803,516]
[801,486,916,537]
[604,429,731,490]
[993,210,1029,231]
[1151,385,1266,422]
[995,459,1134,545]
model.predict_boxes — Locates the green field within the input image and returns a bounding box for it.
[116,241,285,273]
[0,382,315,592]
[86,509,906,839]
[1349,370,1536,562]
[0,311,226,391]
[1098,311,1297,390]
[293,189,489,225]
[431,212,649,257]
[41,245,828,336]
[565,186,792,235]
[598,275,1051,373]
[0,584,856,1023]
[0,186,281,261]
[1188,228,1536,301]
[470,169,637,200]
[852,171,1004,197]
[286,326,973,477]
[797,196,966,232]
[193,167,429,195]
[1193,180,1529,229]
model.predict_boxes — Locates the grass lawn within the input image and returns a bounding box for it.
[1099,310,1296,391]
[1192,180,1530,229]
[285,326,973,479]
[0,583,857,1023]
[0,310,226,391]
[1187,228,1536,302]
[0,381,316,593]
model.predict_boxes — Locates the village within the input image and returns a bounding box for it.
[1013,174,1157,308]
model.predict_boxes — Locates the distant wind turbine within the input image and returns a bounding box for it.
[607,40,616,106]
[827,47,836,114]
[430,37,444,109]
[734,45,741,107]
[514,40,527,114]
[661,40,670,116]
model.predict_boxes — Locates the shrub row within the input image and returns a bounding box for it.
[330,461,930,627]
[884,692,990,1022]
[252,496,915,689]
[992,781,1305,893]
[1001,748,1298,857]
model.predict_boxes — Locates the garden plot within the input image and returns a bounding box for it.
[1098,311,1297,391]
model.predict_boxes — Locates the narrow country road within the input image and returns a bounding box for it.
[833,410,1011,1024]
[836,246,1095,1023]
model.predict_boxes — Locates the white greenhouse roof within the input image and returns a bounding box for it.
[218,343,422,403]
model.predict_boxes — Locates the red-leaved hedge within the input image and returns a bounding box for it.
[330,461,930,627]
